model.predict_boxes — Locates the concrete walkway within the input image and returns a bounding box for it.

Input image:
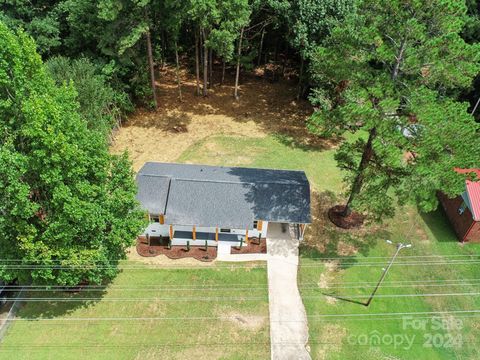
[267,223,311,360]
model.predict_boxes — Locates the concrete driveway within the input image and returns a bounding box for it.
[267,223,311,360]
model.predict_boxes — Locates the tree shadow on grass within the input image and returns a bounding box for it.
[15,279,113,320]
[420,207,458,243]
[272,133,341,152]
[299,190,391,270]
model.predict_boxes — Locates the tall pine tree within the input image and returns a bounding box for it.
[308,0,480,226]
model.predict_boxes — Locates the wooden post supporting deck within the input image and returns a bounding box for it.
[169,225,173,240]
[215,227,219,242]
[257,221,263,231]
[193,225,196,240]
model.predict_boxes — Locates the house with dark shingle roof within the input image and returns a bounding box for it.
[136,162,311,250]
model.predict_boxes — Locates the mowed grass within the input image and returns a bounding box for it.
[177,134,342,192]
[179,134,480,360]
[300,207,480,360]
[0,263,269,360]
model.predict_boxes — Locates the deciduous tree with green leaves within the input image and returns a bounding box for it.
[308,0,480,226]
[0,23,145,285]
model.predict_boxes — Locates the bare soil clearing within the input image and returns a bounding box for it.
[110,66,317,171]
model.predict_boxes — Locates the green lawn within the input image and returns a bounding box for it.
[0,263,269,360]
[179,134,480,360]
[177,134,342,192]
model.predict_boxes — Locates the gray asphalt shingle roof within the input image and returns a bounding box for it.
[136,162,311,228]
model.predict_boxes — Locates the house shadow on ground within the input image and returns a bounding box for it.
[300,191,390,269]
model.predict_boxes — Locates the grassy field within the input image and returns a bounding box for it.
[299,207,480,360]
[0,262,269,360]
[178,134,480,360]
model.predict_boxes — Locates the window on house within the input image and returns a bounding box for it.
[458,202,467,215]
[253,221,258,229]
[151,215,160,223]
[220,228,231,233]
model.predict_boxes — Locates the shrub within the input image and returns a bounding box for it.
[46,56,132,135]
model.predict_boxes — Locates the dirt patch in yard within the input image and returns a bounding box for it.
[314,324,347,360]
[110,66,324,171]
[220,311,267,331]
[328,205,365,229]
[302,191,386,261]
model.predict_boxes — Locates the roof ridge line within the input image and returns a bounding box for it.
[138,174,302,186]
[173,177,299,185]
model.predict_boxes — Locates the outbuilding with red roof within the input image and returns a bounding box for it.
[438,169,480,242]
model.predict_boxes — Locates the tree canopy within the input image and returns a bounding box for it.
[0,23,144,285]
[308,0,480,222]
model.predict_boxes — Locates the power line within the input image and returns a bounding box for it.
[1,281,479,292]
[2,311,480,323]
[3,291,480,302]
[319,292,480,299]
[4,277,480,288]
[0,253,476,262]
[0,253,478,263]
[3,337,480,349]
[2,259,480,270]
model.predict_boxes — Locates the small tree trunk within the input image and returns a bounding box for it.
[341,127,377,217]
[145,23,158,109]
[209,48,213,86]
[161,30,167,69]
[202,28,208,97]
[174,41,182,101]
[263,52,268,81]
[282,45,288,77]
[234,27,244,100]
[296,55,304,100]
[257,27,265,66]
[200,30,204,78]
[195,31,200,96]
[221,59,226,85]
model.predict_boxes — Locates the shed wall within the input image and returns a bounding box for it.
[465,221,480,243]
[438,192,475,241]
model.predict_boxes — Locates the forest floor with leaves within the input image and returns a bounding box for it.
[110,65,335,171]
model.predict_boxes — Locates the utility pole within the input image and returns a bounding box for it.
[365,240,412,307]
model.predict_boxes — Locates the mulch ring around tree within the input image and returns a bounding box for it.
[136,239,217,262]
[328,205,365,229]
[231,238,267,254]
